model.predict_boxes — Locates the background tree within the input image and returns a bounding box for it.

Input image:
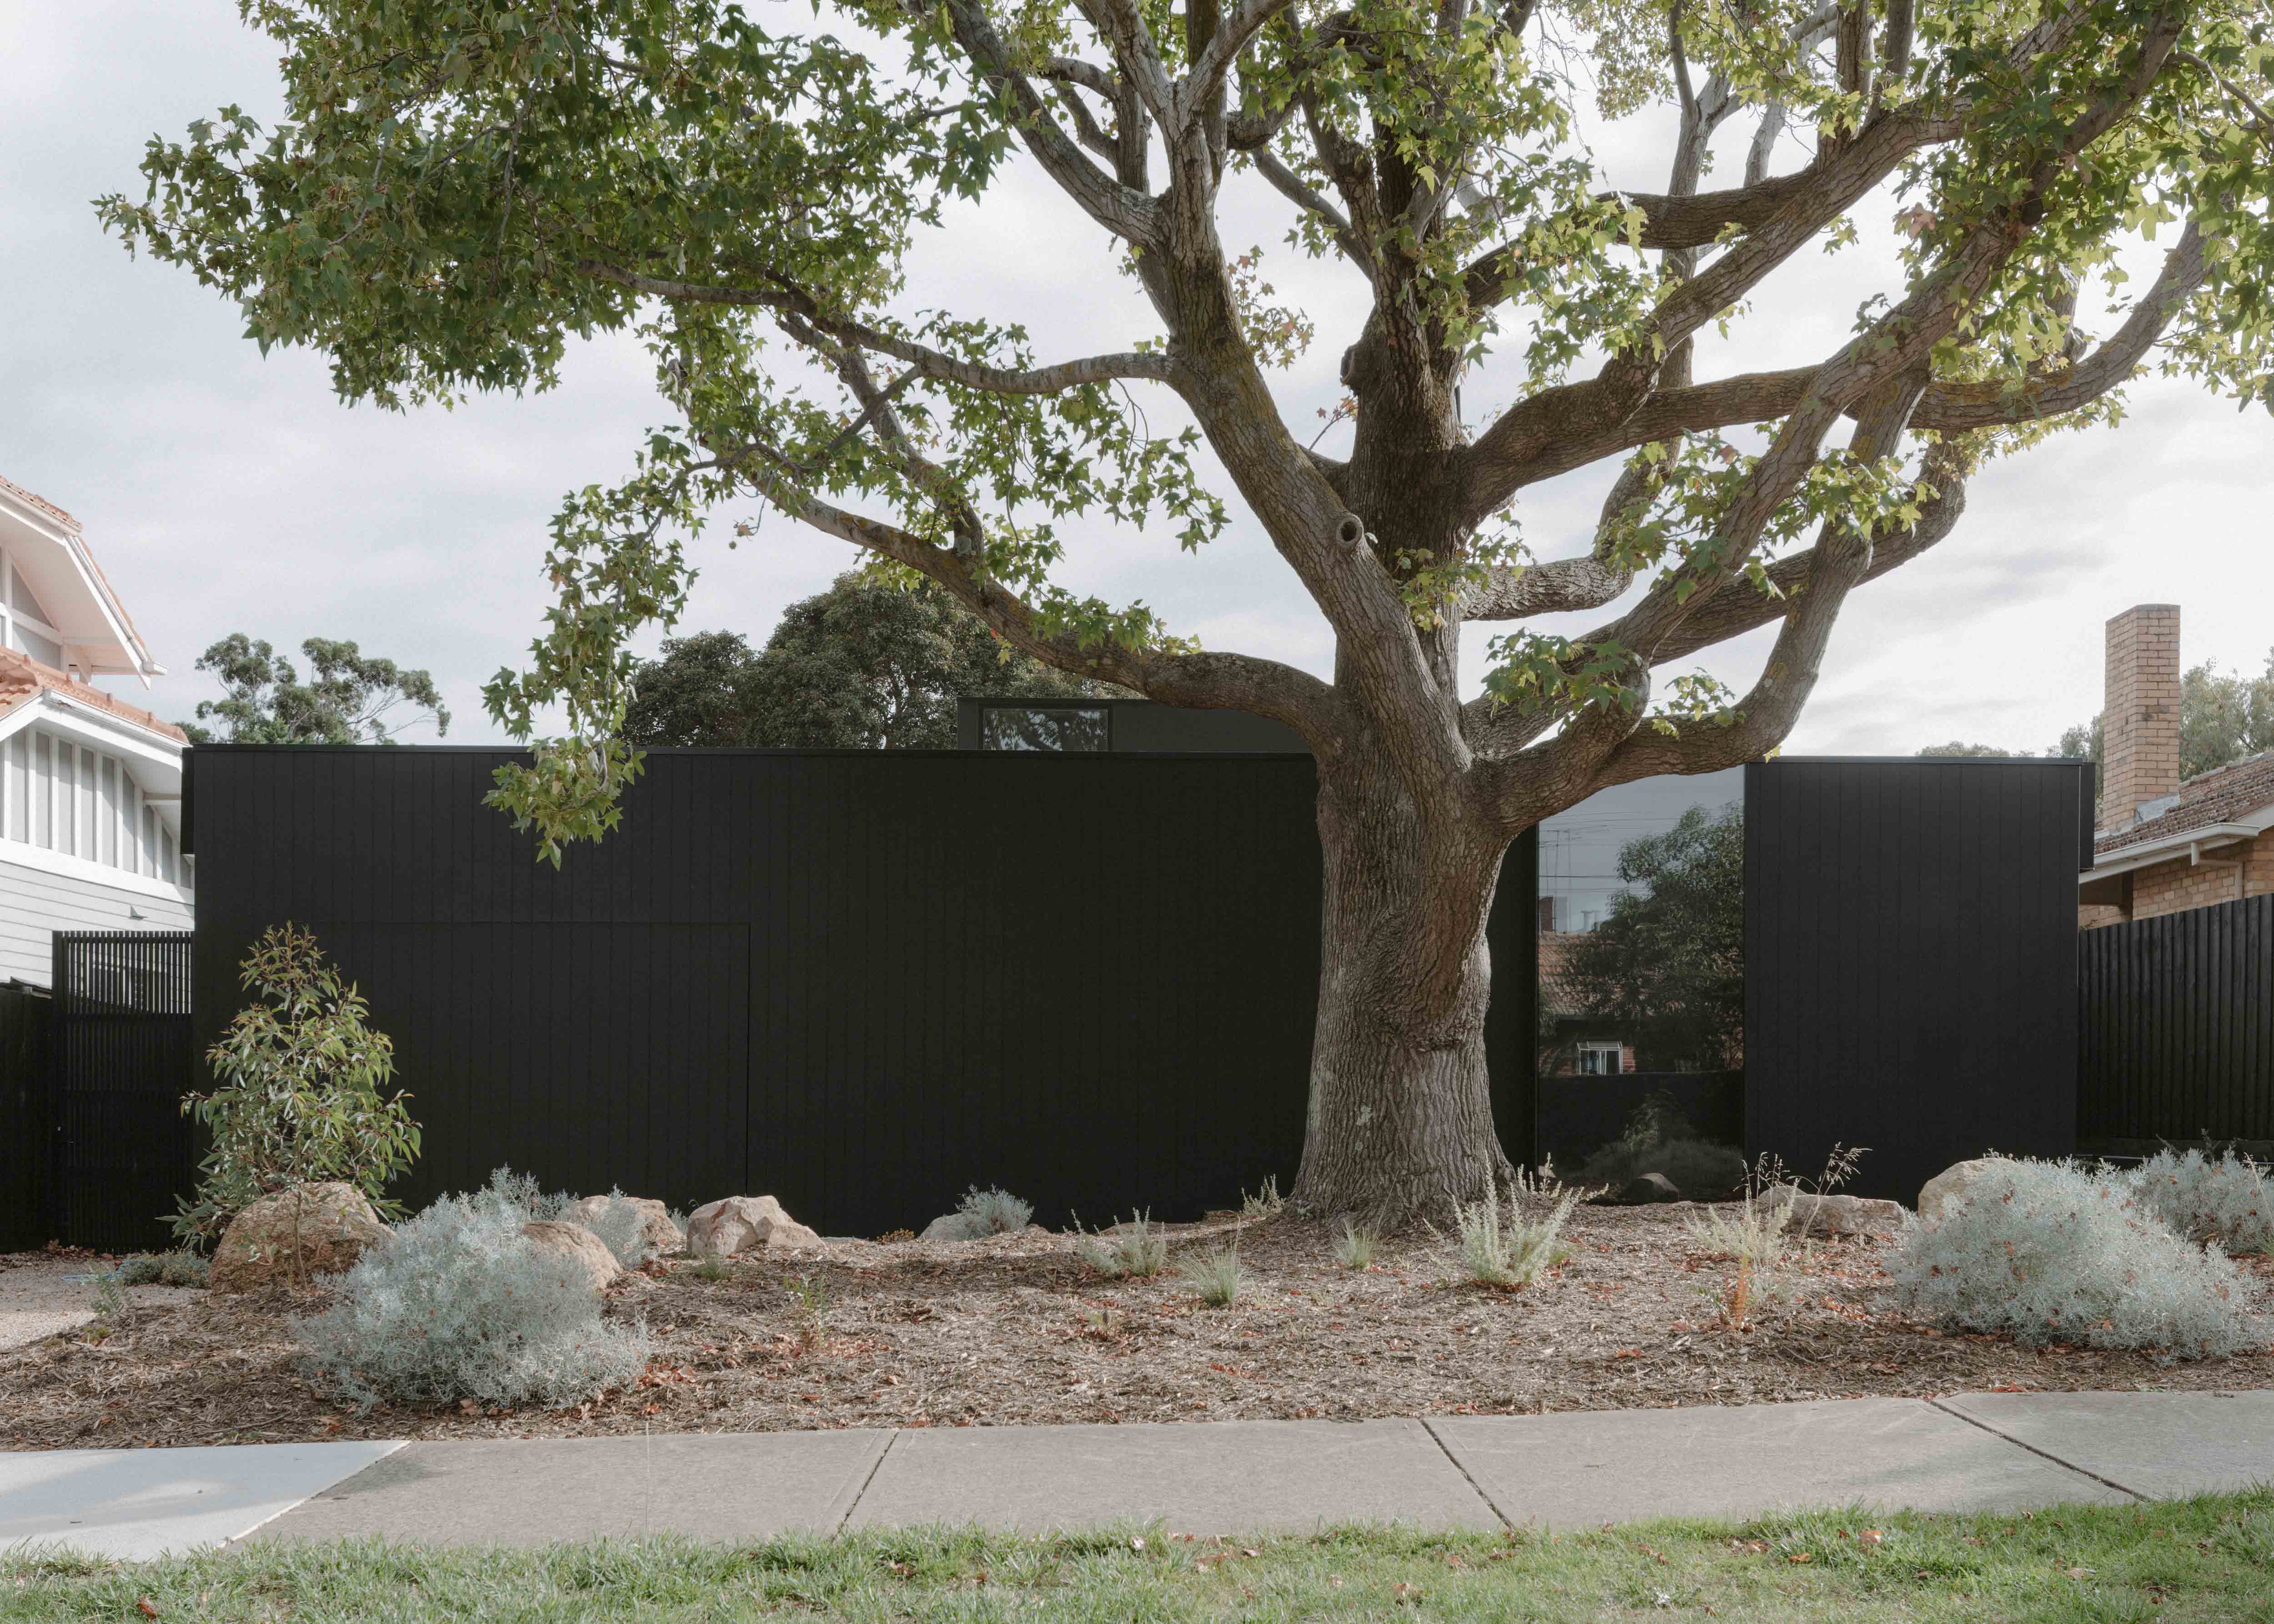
[1563,804,1746,1074]
[1917,741,2025,757]
[105,1,2274,1217]
[181,634,451,744]
[624,573,1105,747]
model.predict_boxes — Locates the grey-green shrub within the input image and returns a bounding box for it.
[296,1192,650,1413]
[583,1189,658,1269]
[477,1165,574,1224]
[1077,1212,1168,1278]
[1889,1159,2261,1360]
[928,1185,1033,1241]
[114,1251,210,1287]
[2126,1150,2274,1255]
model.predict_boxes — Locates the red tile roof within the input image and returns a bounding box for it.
[0,649,187,744]
[2097,750,2274,856]
[0,473,82,532]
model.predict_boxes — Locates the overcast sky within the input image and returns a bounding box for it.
[5,1,2268,756]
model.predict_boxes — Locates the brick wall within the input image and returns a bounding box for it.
[2080,832,2274,928]
[2101,603,2181,828]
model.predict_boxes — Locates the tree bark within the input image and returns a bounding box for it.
[1291,752,1515,1222]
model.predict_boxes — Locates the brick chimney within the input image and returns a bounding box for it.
[2102,604,2182,827]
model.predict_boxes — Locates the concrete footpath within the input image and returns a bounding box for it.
[5,1391,2269,1559]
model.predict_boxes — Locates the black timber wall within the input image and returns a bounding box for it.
[0,982,55,1250]
[1745,758,2092,1204]
[192,747,1548,1237]
[2079,892,2274,1144]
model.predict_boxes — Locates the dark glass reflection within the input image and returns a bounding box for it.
[981,706,1110,752]
[1534,768,1746,1197]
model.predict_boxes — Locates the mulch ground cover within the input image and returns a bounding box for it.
[5,1204,2270,1450]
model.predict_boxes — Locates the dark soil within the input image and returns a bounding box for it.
[5,1205,2269,1450]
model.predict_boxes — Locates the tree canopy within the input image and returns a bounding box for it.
[180,634,451,745]
[101,0,2274,856]
[623,572,1104,747]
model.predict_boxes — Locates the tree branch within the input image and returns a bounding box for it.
[1251,148,1378,281]
[576,261,1178,397]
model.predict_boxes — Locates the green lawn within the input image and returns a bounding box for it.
[7,1493,2271,1622]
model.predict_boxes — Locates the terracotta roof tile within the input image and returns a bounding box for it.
[0,473,83,532]
[2096,750,2274,856]
[0,649,187,744]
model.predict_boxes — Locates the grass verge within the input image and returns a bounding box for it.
[5,1492,2270,1621]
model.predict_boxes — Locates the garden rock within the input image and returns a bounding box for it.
[686,1195,824,1257]
[566,1194,686,1257]
[1615,1172,1683,1205]
[210,1182,391,1293]
[519,1221,623,1293]
[1917,1158,2013,1223]
[1763,1185,1906,1237]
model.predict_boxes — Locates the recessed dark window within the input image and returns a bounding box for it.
[980,706,1109,752]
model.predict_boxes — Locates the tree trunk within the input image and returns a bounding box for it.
[1290,755,1516,1223]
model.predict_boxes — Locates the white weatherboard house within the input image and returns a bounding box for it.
[0,475,191,985]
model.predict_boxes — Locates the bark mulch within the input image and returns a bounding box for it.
[5,1204,2269,1450]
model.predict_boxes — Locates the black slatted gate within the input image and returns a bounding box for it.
[52,932,197,1253]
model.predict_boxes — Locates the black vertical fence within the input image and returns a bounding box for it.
[0,982,55,1250]
[2079,892,2274,1145]
[52,932,197,1254]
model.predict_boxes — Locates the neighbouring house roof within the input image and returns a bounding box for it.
[1537,931,1600,1022]
[0,647,187,748]
[0,474,161,684]
[2081,750,2274,894]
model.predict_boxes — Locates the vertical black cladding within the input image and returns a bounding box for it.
[2078,892,2274,1145]
[188,747,1336,1236]
[0,983,57,1250]
[51,932,197,1254]
[1744,758,2089,1204]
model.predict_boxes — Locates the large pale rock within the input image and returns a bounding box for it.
[566,1194,686,1258]
[1917,1158,2015,1223]
[211,1182,391,1293]
[686,1195,824,1258]
[519,1221,624,1292]
[1762,1184,1907,1237]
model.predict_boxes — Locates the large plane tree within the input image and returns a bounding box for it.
[106,0,2273,1217]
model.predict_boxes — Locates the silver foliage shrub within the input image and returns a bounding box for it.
[1889,1159,2262,1360]
[584,1189,658,1269]
[478,1164,574,1224]
[2125,1149,2274,1255]
[929,1185,1034,1240]
[296,1192,650,1413]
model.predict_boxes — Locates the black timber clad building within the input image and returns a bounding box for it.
[181,719,2090,1231]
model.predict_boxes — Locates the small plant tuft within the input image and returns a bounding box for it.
[1239,1176,1284,1221]
[785,1273,832,1349]
[1890,1158,2262,1360]
[1333,1218,1380,1269]
[1437,1187,1576,1289]
[1679,1197,1791,1331]
[296,1190,651,1413]
[1076,1212,1169,1279]
[692,1254,729,1283]
[112,1251,210,1288]
[1178,1244,1243,1307]
[89,1269,128,1322]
